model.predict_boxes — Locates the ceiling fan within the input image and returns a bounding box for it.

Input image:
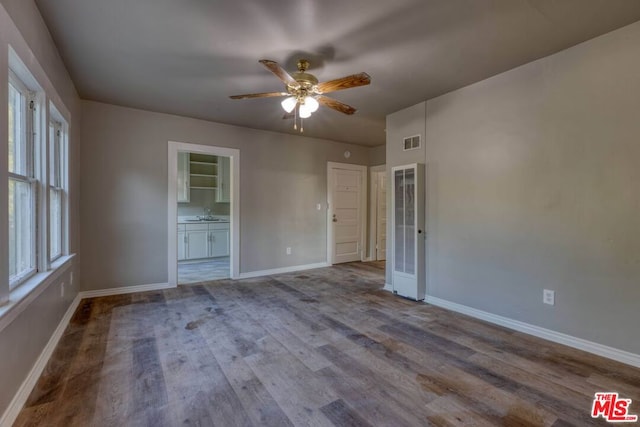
[230,59,371,131]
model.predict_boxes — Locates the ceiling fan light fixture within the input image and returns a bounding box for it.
[299,103,312,118]
[304,96,319,113]
[230,58,371,131]
[281,96,297,113]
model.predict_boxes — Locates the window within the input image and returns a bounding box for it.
[49,120,65,261]
[8,74,37,288]
[2,46,72,315]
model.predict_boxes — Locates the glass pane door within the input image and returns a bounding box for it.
[404,168,415,275]
[394,170,405,272]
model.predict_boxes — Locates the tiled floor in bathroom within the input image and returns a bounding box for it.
[178,257,230,284]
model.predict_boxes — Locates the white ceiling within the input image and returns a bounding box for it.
[35,0,640,146]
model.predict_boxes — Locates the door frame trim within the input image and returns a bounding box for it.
[369,164,386,261]
[326,162,368,265]
[168,141,240,285]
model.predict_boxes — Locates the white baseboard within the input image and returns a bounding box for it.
[0,294,81,427]
[238,262,330,279]
[79,282,174,299]
[426,295,640,369]
[383,283,393,292]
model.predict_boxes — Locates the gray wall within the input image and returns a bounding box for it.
[0,0,81,418]
[387,21,640,354]
[369,144,386,166]
[80,100,377,290]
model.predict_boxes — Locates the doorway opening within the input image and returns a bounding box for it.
[168,142,240,286]
[177,152,230,283]
[369,165,387,262]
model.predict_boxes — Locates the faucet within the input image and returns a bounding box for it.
[197,208,213,221]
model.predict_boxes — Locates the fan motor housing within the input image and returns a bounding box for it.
[292,72,318,89]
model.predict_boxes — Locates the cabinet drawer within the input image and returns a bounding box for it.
[209,223,230,230]
[185,223,209,232]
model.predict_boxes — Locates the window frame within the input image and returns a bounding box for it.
[48,118,66,262]
[7,71,38,289]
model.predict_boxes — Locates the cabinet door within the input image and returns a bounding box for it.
[216,156,230,202]
[177,152,190,202]
[209,229,230,257]
[186,230,209,259]
[177,231,187,260]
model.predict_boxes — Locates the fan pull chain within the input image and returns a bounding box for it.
[300,118,304,133]
[293,104,297,130]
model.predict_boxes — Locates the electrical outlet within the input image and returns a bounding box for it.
[543,289,555,306]
[316,203,322,211]
[286,247,292,255]
[60,282,65,298]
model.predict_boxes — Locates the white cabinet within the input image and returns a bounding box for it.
[179,222,230,261]
[391,163,425,301]
[189,153,217,192]
[177,224,186,261]
[185,224,209,259]
[178,153,230,202]
[177,152,190,203]
[216,156,230,202]
[209,224,230,257]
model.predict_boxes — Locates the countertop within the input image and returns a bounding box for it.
[178,216,229,224]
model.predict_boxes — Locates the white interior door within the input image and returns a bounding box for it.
[328,163,366,264]
[376,172,387,260]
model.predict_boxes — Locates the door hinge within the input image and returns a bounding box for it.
[29,100,35,110]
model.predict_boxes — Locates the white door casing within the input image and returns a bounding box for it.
[376,171,387,261]
[168,141,240,286]
[368,165,386,261]
[327,162,367,265]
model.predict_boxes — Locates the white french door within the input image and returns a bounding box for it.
[392,163,425,300]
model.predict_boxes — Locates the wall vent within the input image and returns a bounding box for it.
[403,135,421,151]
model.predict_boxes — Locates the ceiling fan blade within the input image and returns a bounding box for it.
[259,59,300,88]
[316,72,371,94]
[317,96,357,115]
[229,91,288,100]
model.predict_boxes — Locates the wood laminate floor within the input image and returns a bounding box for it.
[15,262,640,426]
